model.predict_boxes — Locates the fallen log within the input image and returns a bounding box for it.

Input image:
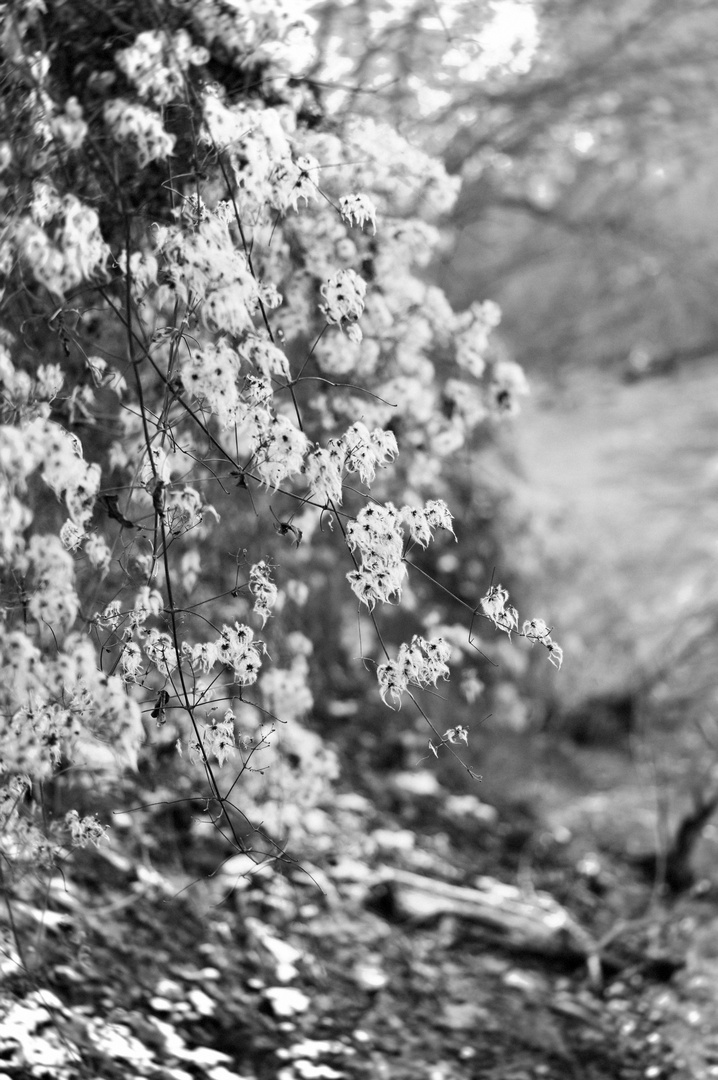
[371,868,596,961]
[369,869,684,985]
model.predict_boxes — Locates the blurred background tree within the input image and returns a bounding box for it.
[310,0,718,376]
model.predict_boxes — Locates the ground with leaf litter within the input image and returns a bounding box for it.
[4,734,718,1080]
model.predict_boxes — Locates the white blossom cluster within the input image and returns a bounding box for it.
[343,422,399,485]
[203,101,302,212]
[0,409,101,573]
[12,182,110,297]
[182,339,243,427]
[305,422,398,506]
[339,193,378,234]
[26,535,79,630]
[104,98,176,167]
[239,336,291,381]
[522,618,564,670]
[346,503,406,610]
[345,497,455,610]
[188,0,315,76]
[190,712,237,768]
[304,442,346,505]
[481,586,563,669]
[0,431,33,561]
[249,560,278,627]
[253,411,310,489]
[273,154,322,214]
[400,499,456,547]
[0,345,63,416]
[65,809,109,848]
[320,268,367,342]
[165,486,213,536]
[158,202,262,335]
[454,300,502,379]
[481,584,519,637]
[215,623,266,686]
[143,629,177,678]
[37,420,101,530]
[0,625,143,781]
[201,91,251,150]
[115,29,208,106]
[377,635,451,709]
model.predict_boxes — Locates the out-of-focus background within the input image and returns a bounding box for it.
[306,0,718,853]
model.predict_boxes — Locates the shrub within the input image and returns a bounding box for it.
[0,0,561,883]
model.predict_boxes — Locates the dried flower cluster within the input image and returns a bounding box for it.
[0,0,559,874]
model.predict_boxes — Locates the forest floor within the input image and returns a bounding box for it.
[4,362,718,1080]
[3,734,718,1080]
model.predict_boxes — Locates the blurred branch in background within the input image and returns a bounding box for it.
[309,0,718,374]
